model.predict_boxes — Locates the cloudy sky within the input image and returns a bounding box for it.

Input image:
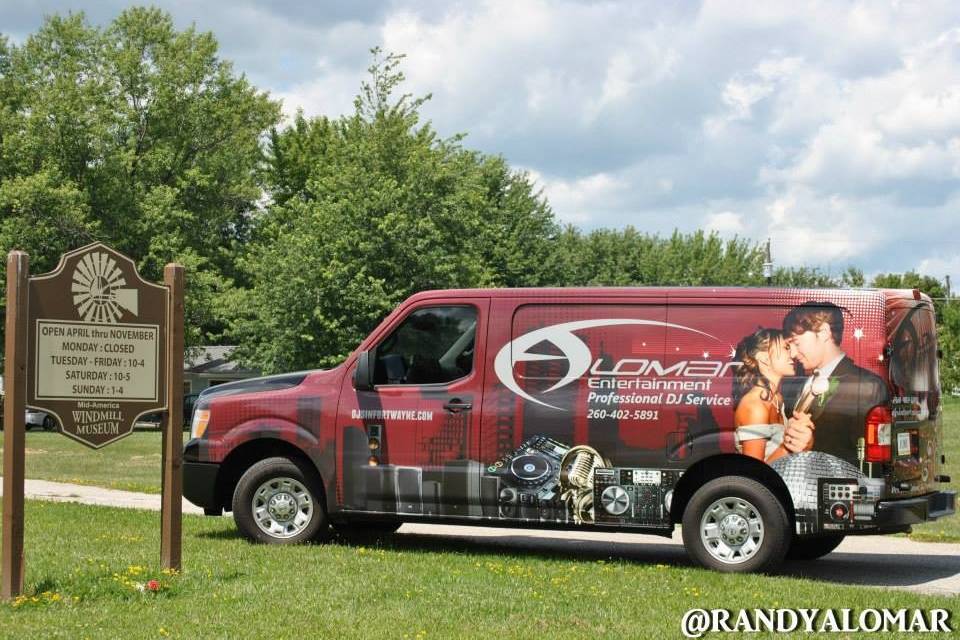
[4,1,960,287]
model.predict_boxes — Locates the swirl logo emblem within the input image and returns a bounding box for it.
[494,318,719,410]
[71,251,139,323]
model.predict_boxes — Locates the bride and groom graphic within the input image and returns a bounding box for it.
[732,301,888,468]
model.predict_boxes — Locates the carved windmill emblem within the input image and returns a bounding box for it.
[71,251,139,323]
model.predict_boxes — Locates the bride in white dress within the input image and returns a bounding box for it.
[732,328,799,463]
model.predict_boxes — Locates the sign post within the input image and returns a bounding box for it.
[2,251,28,600]
[161,263,184,571]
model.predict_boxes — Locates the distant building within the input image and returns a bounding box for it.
[184,346,260,395]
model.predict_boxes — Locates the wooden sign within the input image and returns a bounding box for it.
[25,243,168,448]
[3,244,183,600]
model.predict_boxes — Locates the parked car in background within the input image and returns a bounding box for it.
[25,409,56,431]
[137,393,200,430]
[183,393,199,426]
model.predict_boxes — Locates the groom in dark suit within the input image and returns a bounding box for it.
[781,302,889,468]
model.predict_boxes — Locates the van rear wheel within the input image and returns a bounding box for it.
[232,457,331,544]
[787,534,845,561]
[682,476,790,573]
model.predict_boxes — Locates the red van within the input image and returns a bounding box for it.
[183,287,955,572]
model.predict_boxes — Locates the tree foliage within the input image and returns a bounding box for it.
[0,8,280,346]
[939,301,960,393]
[541,226,766,287]
[872,271,948,305]
[231,50,559,372]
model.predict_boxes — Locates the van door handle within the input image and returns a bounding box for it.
[443,399,472,413]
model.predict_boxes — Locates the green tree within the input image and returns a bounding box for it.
[871,271,947,303]
[0,8,280,347]
[840,266,865,288]
[939,300,960,393]
[232,50,557,372]
[771,265,838,288]
[542,226,769,287]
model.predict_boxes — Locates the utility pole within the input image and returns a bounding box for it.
[946,274,952,300]
[762,238,774,286]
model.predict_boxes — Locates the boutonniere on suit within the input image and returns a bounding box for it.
[795,371,830,414]
[818,377,841,407]
[807,376,841,420]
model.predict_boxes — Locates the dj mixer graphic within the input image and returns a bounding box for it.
[592,467,681,528]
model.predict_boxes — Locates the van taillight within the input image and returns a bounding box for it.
[865,405,892,462]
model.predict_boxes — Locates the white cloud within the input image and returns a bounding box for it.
[877,88,960,141]
[528,169,629,225]
[241,1,960,286]
[8,0,960,287]
[764,189,870,266]
[704,211,744,235]
[917,255,960,285]
[274,61,360,121]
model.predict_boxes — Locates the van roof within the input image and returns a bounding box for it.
[406,286,930,303]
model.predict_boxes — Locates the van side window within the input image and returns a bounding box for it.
[374,306,477,385]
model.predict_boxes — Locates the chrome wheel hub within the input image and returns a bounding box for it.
[252,477,314,539]
[268,492,297,521]
[700,497,764,564]
[719,514,749,546]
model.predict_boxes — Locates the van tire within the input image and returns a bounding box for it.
[232,457,330,544]
[787,534,845,561]
[682,476,790,573]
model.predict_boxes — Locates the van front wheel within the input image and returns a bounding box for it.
[682,476,790,573]
[232,457,330,544]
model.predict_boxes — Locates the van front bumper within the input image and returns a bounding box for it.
[183,438,221,514]
[874,491,956,527]
[183,461,221,514]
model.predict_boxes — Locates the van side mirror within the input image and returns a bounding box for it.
[353,350,375,391]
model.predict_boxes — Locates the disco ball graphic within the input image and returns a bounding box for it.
[770,451,863,512]
[71,252,138,323]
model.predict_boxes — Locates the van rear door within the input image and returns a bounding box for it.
[886,298,943,496]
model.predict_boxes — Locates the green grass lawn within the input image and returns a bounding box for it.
[0,500,956,639]
[1,398,957,539]
[910,397,960,541]
[0,430,185,494]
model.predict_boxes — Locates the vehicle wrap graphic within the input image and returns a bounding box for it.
[184,288,949,538]
[493,318,722,410]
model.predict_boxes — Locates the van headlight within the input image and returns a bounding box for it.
[191,409,211,439]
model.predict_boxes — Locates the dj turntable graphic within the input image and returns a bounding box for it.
[485,436,681,527]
